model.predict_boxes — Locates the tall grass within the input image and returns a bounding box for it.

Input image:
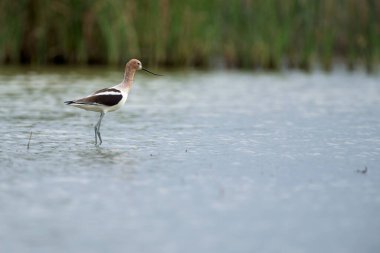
[0,0,379,70]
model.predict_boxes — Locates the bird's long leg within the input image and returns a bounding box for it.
[96,112,105,145]
[94,117,100,145]
[94,124,98,145]
[94,112,105,146]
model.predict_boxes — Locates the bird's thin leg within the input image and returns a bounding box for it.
[97,131,102,145]
[94,119,100,145]
[94,112,105,146]
[94,125,98,145]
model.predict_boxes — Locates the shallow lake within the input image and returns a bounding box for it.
[0,66,379,253]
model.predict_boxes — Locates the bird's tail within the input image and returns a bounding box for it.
[64,100,75,105]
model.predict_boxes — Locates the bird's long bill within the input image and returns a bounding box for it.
[142,67,163,76]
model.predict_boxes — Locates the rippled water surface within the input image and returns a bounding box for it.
[0,67,380,253]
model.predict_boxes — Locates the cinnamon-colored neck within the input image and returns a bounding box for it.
[122,65,136,89]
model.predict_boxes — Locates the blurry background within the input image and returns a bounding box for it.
[1,1,380,253]
[0,0,379,71]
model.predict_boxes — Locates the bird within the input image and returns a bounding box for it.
[64,59,162,145]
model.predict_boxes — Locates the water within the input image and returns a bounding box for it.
[0,66,380,253]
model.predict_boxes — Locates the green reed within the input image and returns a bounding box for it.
[0,0,379,70]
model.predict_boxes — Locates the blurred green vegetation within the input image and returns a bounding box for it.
[0,0,379,70]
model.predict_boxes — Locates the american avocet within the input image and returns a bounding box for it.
[64,59,162,145]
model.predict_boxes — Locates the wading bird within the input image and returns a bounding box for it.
[64,59,162,145]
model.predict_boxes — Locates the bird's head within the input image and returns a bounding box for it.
[126,59,163,76]
[127,59,142,70]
